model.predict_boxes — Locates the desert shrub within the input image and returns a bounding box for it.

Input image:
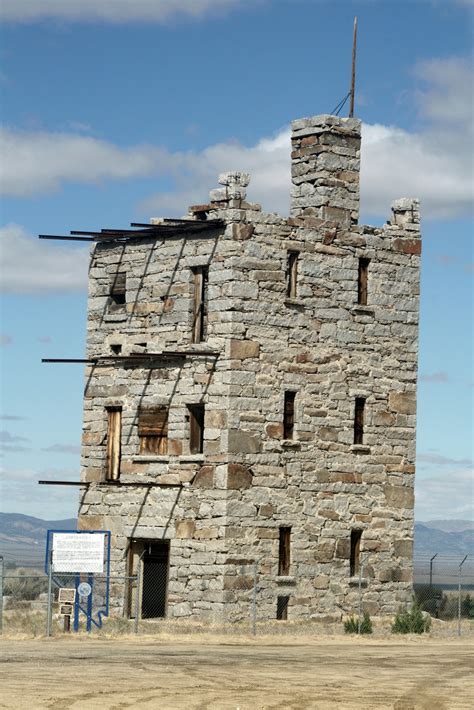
[392,604,431,634]
[3,572,47,601]
[461,593,474,618]
[414,584,446,618]
[344,612,372,634]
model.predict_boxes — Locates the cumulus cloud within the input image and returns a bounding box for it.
[415,468,474,520]
[417,452,473,467]
[0,223,89,293]
[0,430,29,443]
[1,56,471,221]
[42,443,81,455]
[419,372,449,383]
[0,465,79,518]
[0,0,246,23]
[141,56,473,220]
[0,128,164,197]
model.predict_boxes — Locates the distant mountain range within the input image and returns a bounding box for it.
[0,513,472,567]
[0,513,76,567]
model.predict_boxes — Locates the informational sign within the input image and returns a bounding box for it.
[52,532,105,573]
[58,588,76,604]
[59,604,73,616]
[78,582,92,598]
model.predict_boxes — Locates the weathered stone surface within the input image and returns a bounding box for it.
[384,485,414,509]
[228,429,261,454]
[389,391,417,415]
[394,539,413,558]
[227,463,252,489]
[79,112,420,623]
[229,339,260,359]
[175,520,196,539]
[193,466,214,488]
[393,238,422,255]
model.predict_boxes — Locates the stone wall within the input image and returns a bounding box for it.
[78,114,421,622]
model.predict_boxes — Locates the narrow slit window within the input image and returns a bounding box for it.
[283,391,296,440]
[278,527,291,576]
[358,258,370,305]
[138,407,168,455]
[191,267,208,343]
[106,407,122,481]
[109,272,126,310]
[188,404,205,454]
[287,251,299,298]
[354,397,365,445]
[350,530,362,576]
[276,595,289,620]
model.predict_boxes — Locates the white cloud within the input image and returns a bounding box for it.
[0,0,245,23]
[1,56,471,222]
[415,468,474,520]
[0,128,163,196]
[0,224,89,293]
[142,56,473,221]
[419,372,449,383]
[417,453,472,467]
[42,444,81,455]
[140,127,292,216]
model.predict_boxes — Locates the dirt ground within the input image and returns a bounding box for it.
[0,635,472,710]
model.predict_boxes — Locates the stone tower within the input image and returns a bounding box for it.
[78,114,421,622]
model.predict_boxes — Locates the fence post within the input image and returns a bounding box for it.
[458,555,467,637]
[252,560,257,636]
[134,558,142,635]
[429,553,438,588]
[0,556,3,635]
[46,551,53,637]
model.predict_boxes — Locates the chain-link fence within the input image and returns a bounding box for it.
[1,554,472,637]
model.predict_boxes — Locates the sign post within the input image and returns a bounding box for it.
[45,530,110,633]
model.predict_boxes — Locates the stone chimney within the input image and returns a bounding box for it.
[290,114,361,227]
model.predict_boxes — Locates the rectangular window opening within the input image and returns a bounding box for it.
[191,267,209,343]
[287,251,299,299]
[188,404,205,454]
[283,391,296,440]
[358,258,370,305]
[106,407,122,481]
[276,595,289,621]
[138,406,169,455]
[109,272,126,310]
[354,397,365,445]
[278,527,291,576]
[350,530,362,576]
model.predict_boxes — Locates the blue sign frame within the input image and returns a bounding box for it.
[45,529,111,631]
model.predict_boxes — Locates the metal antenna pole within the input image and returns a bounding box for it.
[349,16,358,118]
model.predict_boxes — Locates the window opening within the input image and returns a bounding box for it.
[106,407,122,481]
[350,530,362,576]
[283,391,296,440]
[109,272,126,310]
[278,527,291,576]
[358,258,370,305]
[192,267,208,343]
[354,397,365,445]
[287,251,299,298]
[138,406,169,455]
[110,344,122,355]
[188,404,205,454]
[276,595,289,620]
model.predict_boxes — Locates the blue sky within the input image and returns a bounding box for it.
[0,0,473,522]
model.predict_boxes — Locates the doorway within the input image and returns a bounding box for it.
[128,539,170,619]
